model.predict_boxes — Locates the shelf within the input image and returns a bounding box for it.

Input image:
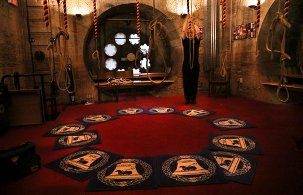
[95,79,174,102]
[262,82,303,91]
[95,79,174,88]
[92,72,170,82]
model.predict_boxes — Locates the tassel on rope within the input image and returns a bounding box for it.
[92,0,100,68]
[63,0,68,30]
[222,0,226,29]
[186,0,193,37]
[256,0,261,28]
[93,0,98,38]
[43,0,49,27]
[136,0,140,37]
[284,0,289,18]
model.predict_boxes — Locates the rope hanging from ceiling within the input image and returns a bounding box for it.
[217,0,227,78]
[43,0,49,27]
[136,0,141,38]
[63,0,68,30]
[221,0,226,29]
[51,0,76,94]
[91,0,100,69]
[284,0,289,18]
[144,0,170,84]
[265,0,292,102]
[255,0,261,29]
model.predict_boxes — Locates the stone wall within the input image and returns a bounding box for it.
[229,0,303,104]
[21,0,207,104]
[0,0,29,88]
[1,0,302,104]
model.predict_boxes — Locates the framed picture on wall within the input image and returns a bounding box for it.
[233,22,256,40]
[8,0,18,6]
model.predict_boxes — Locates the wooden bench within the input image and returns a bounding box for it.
[95,76,174,102]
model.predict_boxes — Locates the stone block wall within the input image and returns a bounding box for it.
[1,0,302,104]
[0,0,29,89]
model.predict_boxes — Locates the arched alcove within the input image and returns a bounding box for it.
[258,0,303,74]
[83,3,181,82]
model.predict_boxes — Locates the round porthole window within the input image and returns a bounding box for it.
[129,33,140,45]
[140,58,150,69]
[115,33,127,45]
[104,44,117,57]
[105,58,117,70]
[140,44,149,55]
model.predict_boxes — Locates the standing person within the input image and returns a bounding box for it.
[181,15,201,104]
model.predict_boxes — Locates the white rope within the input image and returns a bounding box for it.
[145,19,170,84]
[265,0,291,102]
[107,78,133,86]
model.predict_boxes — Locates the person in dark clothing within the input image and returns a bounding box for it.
[181,16,201,104]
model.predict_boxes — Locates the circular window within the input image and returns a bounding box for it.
[115,33,127,45]
[104,44,117,57]
[140,44,149,55]
[140,58,150,69]
[129,34,140,45]
[105,58,117,70]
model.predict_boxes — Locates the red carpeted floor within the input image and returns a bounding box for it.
[0,93,303,195]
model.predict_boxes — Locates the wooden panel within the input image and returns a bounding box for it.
[7,89,43,126]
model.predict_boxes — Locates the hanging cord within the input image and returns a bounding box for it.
[255,0,261,55]
[277,0,290,102]
[255,0,261,29]
[91,0,101,69]
[276,56,290,103]
[55,30,70,91]
[182,15,200,70]
[63,0,67,30]
[136,0,141,38]
[43,0,49,27]
[221,0,226,29]
[145,20,170,84]
[47,44,55,82]
[53,0,75,94]
[185,0,195,69]
[218,0,227,78]
[265,0,291,60]
[265,0,291,102]
[44,0,56,83]
[56,0,61,28]
[284,0,289,18]
[134,0,141,69]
